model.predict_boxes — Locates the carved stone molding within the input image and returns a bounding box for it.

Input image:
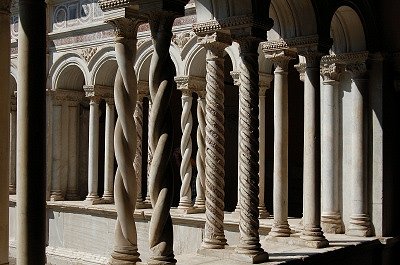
[174,75,206,94]
[98,0,135,11]
[80,47,98,63]
[83,84,113,100]
[193,14,273,37]
[320,57,345,82]
[172,31,196,49]
[262,39,290,52]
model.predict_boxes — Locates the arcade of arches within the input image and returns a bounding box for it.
[0,0,399,264]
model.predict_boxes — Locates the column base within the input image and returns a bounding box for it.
[109,247,141,265]
[9,186,16,195]
[198,246,268,264]
[269,222,291,237]
[300,225,329,248]
[136,201,152,209]
[178,198,192,209]
[172,207,205,214]
[65,191,80,201]
[50,191,64,201]
[85,194,99,201]
[147,254,176,265]
[201,235,227,249]
[347,214,373,237]
[321,213,344,234]
[258,206,269,219]
[193,198,205,210]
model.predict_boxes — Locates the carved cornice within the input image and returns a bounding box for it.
[193,15,273,38]
[174,75,206,94]
[0,0,11,13]
[98,0,135,11]
[83,85,113,100]
[262,39,289,52]
[50,89,85,103]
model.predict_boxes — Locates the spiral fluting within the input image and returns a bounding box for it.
[237,48,262,254]
[194,96,206,209]
[202,47,226,248]
[109,18,141,263]
[178,93,193,208]
[134,98,144,203]
[148,14,176,264]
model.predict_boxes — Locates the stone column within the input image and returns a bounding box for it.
[66,101,80,200]
[16,0,47,263]
[102,98,115,202]
[234,36,268,261]
[345,53,373,237]
[0,1,11,263]
[230,71,241,213]
[50,98,64,201]
[85,92,101,201]
[258,73,273,219]
[134,92,145,207]
[299,51,328,248]
[176,76,193,210]
[9,93,17,195]
[145,99,152,204]
[198,33,229,249]
[194,90,206,210]
[294,62,306,231]
[103,15,143,263]
[267,53,292,237]
[147,12,177,264]
[320,59,344,233]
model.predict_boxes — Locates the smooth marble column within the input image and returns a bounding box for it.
[9,97,17,194]
[270,57,291,237]
[258,73,272,219]
[86,96,101,201]
[300,53,328,248]
[50,101,64,201]
[103,98,115,202]
[320,62,344,233]
[16,0,47,263]
[199,34,229,249]
[0,2,11,263]
[346,56,373,237]
[66,101,80,200]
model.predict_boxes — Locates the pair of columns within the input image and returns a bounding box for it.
[174,76,206,212]
[231,71,272,219]
[48,86,115,202]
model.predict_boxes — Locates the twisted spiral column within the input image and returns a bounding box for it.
[145,100,153,204]
[107,17,142,264]
[134,94,144,204]
[178,89,193,209]
[201,39,228,249]
[194,92,206,209]
[148,13,176,264]
[235,38,264,255]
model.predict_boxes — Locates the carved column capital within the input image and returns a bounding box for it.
[294,63,306,82]
[259,72,273,96]
[0,0,11,14]
[263,40,296,71]
[198,32,231,58]
[174,75,191,95]
[235,35,262,55]
[107,17,144,44]
[320,56,345,83]
[230,71,240,86]
[333,52,369,79]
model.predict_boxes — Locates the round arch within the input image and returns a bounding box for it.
[330,5,366,54]
[90,48,118,87]
[48,54,89,90]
